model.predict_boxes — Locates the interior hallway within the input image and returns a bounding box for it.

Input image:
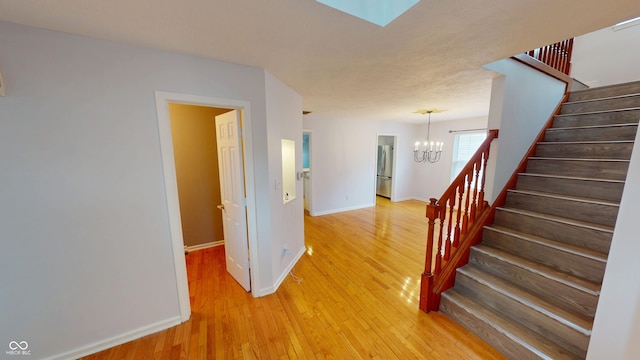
[82,198,505,359]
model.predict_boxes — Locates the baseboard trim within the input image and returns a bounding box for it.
[314,203,373,216]
[392,196,424,202]
[255,246,306,297]
[47,316,182,360]
[184,241,223,252]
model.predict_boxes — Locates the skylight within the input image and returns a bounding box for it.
[316,0,420,27]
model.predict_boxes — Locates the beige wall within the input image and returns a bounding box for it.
[169,103,229,247]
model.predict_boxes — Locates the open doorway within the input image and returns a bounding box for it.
[302,130,312,215]
[168,104,229,252]
[155,92,259,323]
[375,135,397,202]
[169,104,252,299]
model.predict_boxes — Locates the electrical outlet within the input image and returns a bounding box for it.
[283,246,290,256]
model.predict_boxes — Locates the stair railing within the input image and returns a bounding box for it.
[419,129,498,312]
[527,39,574,75]
[513,39,574,92]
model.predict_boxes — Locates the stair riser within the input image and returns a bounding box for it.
[469,247,598,320]
[544,125,638,142]
[526,158,630,181]
[455,271,589,357]
[561,95,640,114]
[568,82,640,102]
[505,191,619,227]
[493,209,612,254]
[516,174,624,202]
[439,295,548,360]
[553,110,640,128]
[535,142,633,160]
[483,227,606,283]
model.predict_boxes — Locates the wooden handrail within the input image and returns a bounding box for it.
[419,129,498,312]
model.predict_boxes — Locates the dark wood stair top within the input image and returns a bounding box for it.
[506,188,620,207]
[457,266,593,335]
[494,207,615,234]
[441,290,582,360]
[472,244,601,296]
[484,226,607,265]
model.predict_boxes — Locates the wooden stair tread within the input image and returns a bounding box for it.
[553,106,640,117]
[533,141,634,161]
[506,188,620,207]
[442,290,580,360]
[518,172,625,184]
[570,80,640,97]
[472,244,601,295]
[484,225,607,264]
[458,266,593,334]
[554,107,640,116]
[495,207,614,234]
[564,93,640,105]
[528,156,629,163]
[539,140,634,145]
[548,123,639,131]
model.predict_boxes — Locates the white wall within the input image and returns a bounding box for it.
[483,58,567,203]
[264,71,305,292]
[302,116,416,215]
[302,115,487,214]
[0,20,300,359]
[587,120,640,359]
[572,23,640,87]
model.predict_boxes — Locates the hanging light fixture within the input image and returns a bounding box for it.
[414,110,443,163]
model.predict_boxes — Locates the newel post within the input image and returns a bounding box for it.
[419,198,440,312]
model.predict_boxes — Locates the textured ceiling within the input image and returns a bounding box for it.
[0,0,639,123]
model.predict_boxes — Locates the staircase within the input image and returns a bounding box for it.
[439,81,640,359]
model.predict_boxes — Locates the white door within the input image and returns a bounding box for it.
[215,110,251,291]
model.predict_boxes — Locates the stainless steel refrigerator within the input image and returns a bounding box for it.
[376,145,393,198]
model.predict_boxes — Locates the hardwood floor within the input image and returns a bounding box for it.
[82,198,505,359]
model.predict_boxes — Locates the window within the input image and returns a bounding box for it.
[450,131,487,182]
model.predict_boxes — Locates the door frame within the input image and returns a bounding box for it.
[302,129,314,216]
[154,91,259,322]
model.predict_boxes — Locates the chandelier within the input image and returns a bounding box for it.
[414,110,443,163]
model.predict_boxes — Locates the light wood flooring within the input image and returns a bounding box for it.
[82,197,505,359]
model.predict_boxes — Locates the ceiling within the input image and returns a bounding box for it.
[0,0,638,123]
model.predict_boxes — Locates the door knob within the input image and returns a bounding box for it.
[217,204,225,210]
